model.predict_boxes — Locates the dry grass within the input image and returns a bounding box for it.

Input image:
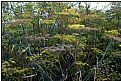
[26,35,45,41]
[78,27,98,31]
[103,34,121,42]
[2,19,31,25]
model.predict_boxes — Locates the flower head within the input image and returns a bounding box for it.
[68,24,85,29]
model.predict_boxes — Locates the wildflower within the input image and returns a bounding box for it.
[68,24,97,31]
[105,30,120,36]
[60,8,79,16]
[2,61,10,65]
[68,24,85,29]
[60,12,69,15]
[41,20,55,25]
[74,61,88,65]
[119,44,121,47]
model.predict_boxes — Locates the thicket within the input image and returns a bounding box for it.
[2,2,121,81]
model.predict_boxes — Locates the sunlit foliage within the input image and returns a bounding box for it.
[2,2,121,81]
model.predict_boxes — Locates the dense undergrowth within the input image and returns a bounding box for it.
[2,2,121,81]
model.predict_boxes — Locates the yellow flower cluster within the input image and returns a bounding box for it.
[63,35,76,43]
[105,30,120,36]
[41,20,55,25]
[22,13,30,17]
[119,44,121,47]
[51,34,77,43]
[14,67,29,74]
[68,24,85,29]
[60,12,70,15]
[60,8,79,16]
[2,61,10,66]
[73,18,82,21]
[75,61,88,65]
[69,18,82,24]
[26,54,42,61]
[62,8,75,12]
[60,12,79,16]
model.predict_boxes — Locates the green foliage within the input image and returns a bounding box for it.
[2,2,121,81]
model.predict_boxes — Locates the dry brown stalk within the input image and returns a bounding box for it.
[103,34,121,42]
[3,19,31,25]
[26,35,45,41]
[78,27,98,31]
